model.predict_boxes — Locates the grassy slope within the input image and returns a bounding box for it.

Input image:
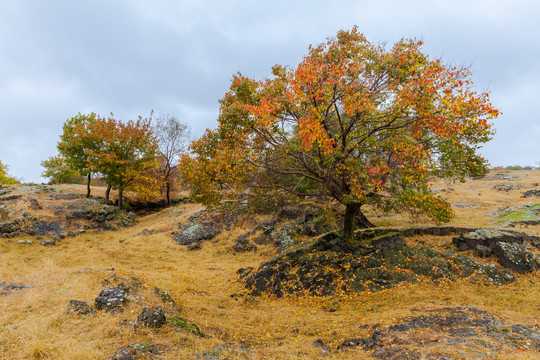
[0,170,539,359]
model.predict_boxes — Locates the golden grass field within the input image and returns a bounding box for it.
[1,170,539,359]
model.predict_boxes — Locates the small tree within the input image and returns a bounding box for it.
[183,27,499,242]
[0,161,19,185]
[76,116,160,207]
[57,113,98,197]
[152,113,190,205]
[41,155,80,184]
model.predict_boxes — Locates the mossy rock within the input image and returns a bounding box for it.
[243,232,516,297]
[493,203,540,227]
[167,315,205,337]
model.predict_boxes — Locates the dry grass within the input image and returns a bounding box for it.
[1,170,540,359]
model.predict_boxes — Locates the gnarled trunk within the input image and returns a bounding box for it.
[343,203,374,243]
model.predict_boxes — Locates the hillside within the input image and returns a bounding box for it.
[1,170,539,359]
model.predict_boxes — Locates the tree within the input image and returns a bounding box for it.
[152,113,190,205]
[0,161,19,185]
[57,113,98,197]
[183,27,499,242]
[75,116,160,207]
[41,155,81,184]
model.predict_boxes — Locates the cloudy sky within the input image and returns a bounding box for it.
[1,0,539,182]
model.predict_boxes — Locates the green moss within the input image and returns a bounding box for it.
[495,203,540,226]
[167,315,205,337]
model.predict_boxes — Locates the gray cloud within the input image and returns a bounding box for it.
[1,0,539,181]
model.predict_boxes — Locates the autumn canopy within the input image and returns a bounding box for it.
[182,27,499,241]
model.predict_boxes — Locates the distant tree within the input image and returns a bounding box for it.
[0,161,19,185]
[41,155,80,184]
[152,113,190,205]
[57,113,98,197]
[75,116,160,207]
[183,27,499,242]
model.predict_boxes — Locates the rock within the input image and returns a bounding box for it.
[490,203,540,227]
[236,267,254,280]
[119,212,136,227]
[187,243,201,250]
[232,235,257,252]
[154,287,179,309]
[94,286,128,312]
[109,342,166,360]
[172,221,222,246]
[312,339,330,352]
[40,239,56,246]
[453,229,540,273]
[28,198,42,210]
[274,222,299,250]
[523,189,540,198]
[137,306,167,328]
[493,184,522,192]
[0,218,22,234]
[0,282,32,291]
[371,232,405,250]
[452,228,539,252]
[67,300,96,315]
[492,241,540,273]
[17,239,33,244]
[244,232,518,297]
[167,315,205,337]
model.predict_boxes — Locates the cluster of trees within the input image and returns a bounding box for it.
[42,112,189,207]
[0,161,19,185]
[180,27,499,241]
[41,28,499,240]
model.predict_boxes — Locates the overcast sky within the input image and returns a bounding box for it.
[1,0,539,182]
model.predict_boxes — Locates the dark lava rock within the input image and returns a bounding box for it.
[452,228,539,251]
[236,267,254,280]
[243,231,516,297]
[94,286,128,312]
[523,189,540,198]
[109,342,166,360]
[154,287,179,309]
[371,232,405,250]
[67,300,96,315]
[232,235,257,252]
[333,307,540,359]
[492,241,540,273]
[0,218,22,234]
[137,306,167,328]
[0,282,32,295]
[453,229,540,273]
[493,184,522,192]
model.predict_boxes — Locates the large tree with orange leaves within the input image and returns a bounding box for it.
[183,27,499,242]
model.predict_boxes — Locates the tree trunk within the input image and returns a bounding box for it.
[343,203,374,243]
[166,180,171,206]
[105,185,111,204]
[86,173,91,198]
[118,188,123,208]
[343,203,360,243]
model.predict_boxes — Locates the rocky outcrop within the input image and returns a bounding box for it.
[335,307,540,358]
[243,230,515,297]
[453,229,540,273]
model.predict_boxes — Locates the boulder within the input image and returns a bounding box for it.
[67,300,96,315]
[137,306,167,328]
[492,242,540,273]
[94,286,128,312]
[0,218,22,234]
[232,235,257,252]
